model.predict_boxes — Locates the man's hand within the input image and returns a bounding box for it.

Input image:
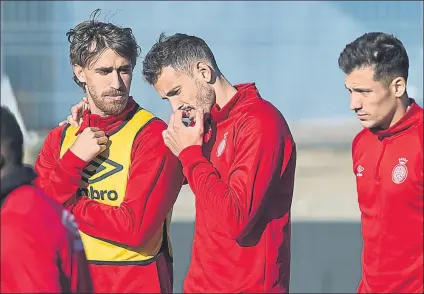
[59,97,90,127]
[162,108,204,157]
[70,127,108,162]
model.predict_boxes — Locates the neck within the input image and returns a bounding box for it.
[387,95,411,129]
[88,99,108,117]
[214,75,238,109]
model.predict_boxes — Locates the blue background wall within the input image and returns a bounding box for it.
[2,1,423,129]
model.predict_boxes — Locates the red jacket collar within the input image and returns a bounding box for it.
[372,99,423,139]
[211,83,258,123]
[75,97,138,136]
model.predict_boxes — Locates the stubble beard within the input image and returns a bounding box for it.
[87,86,128,116]
[195,80,215,114]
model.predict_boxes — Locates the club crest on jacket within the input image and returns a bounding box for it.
[392,157,408,184]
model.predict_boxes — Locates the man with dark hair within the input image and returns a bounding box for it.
[1,106,92,293]
[145,33,296,293]
[339,32,423,293]
[34,10,183,293]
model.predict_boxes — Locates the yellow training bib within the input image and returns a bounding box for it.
[60,107,172,264]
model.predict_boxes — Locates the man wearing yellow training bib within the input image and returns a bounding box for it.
[34,10,183,293]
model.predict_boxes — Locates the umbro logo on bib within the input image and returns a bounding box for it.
[82,155,123,184]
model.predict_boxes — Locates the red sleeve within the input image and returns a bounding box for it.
[0,188,92,293]
[70,120,184,247]
[417,122,424,183]
[34,126,87,207]
[351,129,367,174]
[59,210,93,293]
[0,221,63,292]
[178,111,294,241]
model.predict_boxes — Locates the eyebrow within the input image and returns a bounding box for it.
[344,85,372,92]
[95,65,131,72]
[162,86,180,99]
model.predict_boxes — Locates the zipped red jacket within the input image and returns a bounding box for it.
[1,166,92,293]
[179,83,296,293]
[34,98,183,293]
[352,99,423,293]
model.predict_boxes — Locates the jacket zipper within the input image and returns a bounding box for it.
[375,138,387,225]
[375,138,387,180]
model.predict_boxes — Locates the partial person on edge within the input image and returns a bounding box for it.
[1,106,93,293]
[339,32,423,293]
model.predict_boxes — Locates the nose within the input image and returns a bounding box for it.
[349,93,362,112]
[110,70,124,90]
[169,99,180,112]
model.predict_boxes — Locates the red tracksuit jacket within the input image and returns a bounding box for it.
[353,99,423,293]
[1,166,92,293]
[178,83,296,293]
[34,98,183,293]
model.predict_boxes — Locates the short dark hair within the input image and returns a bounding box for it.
[66,9,141,90]
[338,32,409,86]
[142,33,219,85]
[1,106,24,165]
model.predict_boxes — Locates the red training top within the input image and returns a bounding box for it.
[34,98,183,293]
[353,99,423,293]
[179,83,296,293]
[1,166,92,293]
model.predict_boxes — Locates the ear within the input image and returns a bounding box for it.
[195,61,213,83]
[391,76,406,98]
[73,64,86,84]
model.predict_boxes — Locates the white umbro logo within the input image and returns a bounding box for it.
[356,165,364,177]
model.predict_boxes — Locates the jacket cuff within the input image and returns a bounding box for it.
[60,149,88,173]
[178,145,204,168]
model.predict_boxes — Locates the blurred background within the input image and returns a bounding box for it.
[1,1,423,292]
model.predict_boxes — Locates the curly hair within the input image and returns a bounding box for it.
[142,33,219,85]
[66,9,141,90]
[338,32,409,86]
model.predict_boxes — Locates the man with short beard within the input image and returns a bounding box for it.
[34,11,183,293]
[145,33,296,293]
